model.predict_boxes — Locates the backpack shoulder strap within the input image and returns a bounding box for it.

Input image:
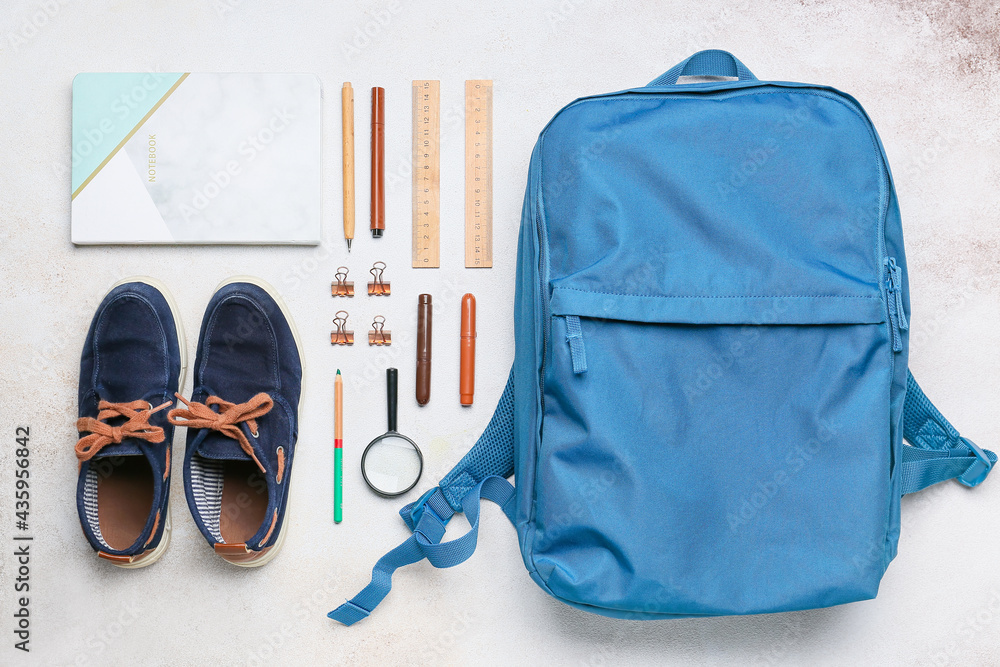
[438,369,516,509]
[328,368,517,626]
[901,370,995,494]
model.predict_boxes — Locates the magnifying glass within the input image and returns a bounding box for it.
[361,368,424,497]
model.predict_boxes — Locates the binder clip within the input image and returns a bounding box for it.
[368,261,390,296]
[368,315,391,346]
[330,311,354,346]
[331,267,354,297]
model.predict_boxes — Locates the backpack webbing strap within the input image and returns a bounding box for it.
[901,370,995,494]
[328,369,517,626]
[327,477,515,626]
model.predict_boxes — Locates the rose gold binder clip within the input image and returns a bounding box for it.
[368,315,391,346]
[331,267,354,297]
[367,261,390,296]
[330,310,354,345]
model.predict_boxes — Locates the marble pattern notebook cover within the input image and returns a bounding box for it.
[71,72,321,244]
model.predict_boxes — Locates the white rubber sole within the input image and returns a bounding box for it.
[102,276,188,569]
[211,275,305,568]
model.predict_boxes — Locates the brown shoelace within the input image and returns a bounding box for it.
[75,400,172,461]
[167,393,272,473]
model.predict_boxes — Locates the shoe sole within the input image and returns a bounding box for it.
[102,276,188,569]
[211,275,305,568]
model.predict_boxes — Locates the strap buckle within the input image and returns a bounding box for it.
[957,437,993,488]
[404,487,441,530]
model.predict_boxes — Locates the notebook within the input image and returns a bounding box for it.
[71,72,321,244]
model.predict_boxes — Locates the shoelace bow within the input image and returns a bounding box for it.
[167,392,273,473]
[75,400,172,461]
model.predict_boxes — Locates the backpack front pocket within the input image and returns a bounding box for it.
[530,288,893,616]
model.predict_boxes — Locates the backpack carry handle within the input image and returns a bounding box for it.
[648,49,757,86]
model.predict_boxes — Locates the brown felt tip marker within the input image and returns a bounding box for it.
[416,294,432,405]
[370,86,385,238]
[460,294,476,406]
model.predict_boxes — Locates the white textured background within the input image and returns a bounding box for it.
[1,1,998,665]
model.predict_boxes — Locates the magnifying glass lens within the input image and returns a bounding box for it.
[362,435,422,496]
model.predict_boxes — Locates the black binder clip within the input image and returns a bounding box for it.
[330,311,355,346]
[368,315,391,346]
[368,261,390,296]
[331,267,354,297]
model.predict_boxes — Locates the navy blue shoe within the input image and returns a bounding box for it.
[76,278,185,568]
[169,277,303,567]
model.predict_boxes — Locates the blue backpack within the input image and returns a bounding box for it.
[330,50,995,625]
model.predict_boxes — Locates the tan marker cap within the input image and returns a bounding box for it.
[460,294,476,406]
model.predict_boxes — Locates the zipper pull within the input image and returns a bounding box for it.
[564,315,588,374]
[886,257,908,331]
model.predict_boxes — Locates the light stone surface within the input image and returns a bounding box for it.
[0,0,998,664]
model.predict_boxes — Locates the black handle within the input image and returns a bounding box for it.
[386,367,398,431]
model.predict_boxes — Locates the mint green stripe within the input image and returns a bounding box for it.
[71,72,185,193]
[334,448,343,523]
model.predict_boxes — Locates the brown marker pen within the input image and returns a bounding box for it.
[416,294,432,405]
[370,86,385,238]
[460,294,476,406]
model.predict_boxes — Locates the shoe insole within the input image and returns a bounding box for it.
[219,461,269,545]
[97,457,154,551]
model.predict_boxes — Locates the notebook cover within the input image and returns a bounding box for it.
[71,72,321,245]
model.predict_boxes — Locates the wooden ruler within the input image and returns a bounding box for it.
[412,80,440,267]
[465,80,493,268]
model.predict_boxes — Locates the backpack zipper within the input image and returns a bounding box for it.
[884,256,908,352]
[536,166,550,398]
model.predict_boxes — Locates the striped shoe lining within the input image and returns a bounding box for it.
[83,468,111,549]
[190,454,224,542]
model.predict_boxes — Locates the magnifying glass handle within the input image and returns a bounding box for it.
[386,367,398,432]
